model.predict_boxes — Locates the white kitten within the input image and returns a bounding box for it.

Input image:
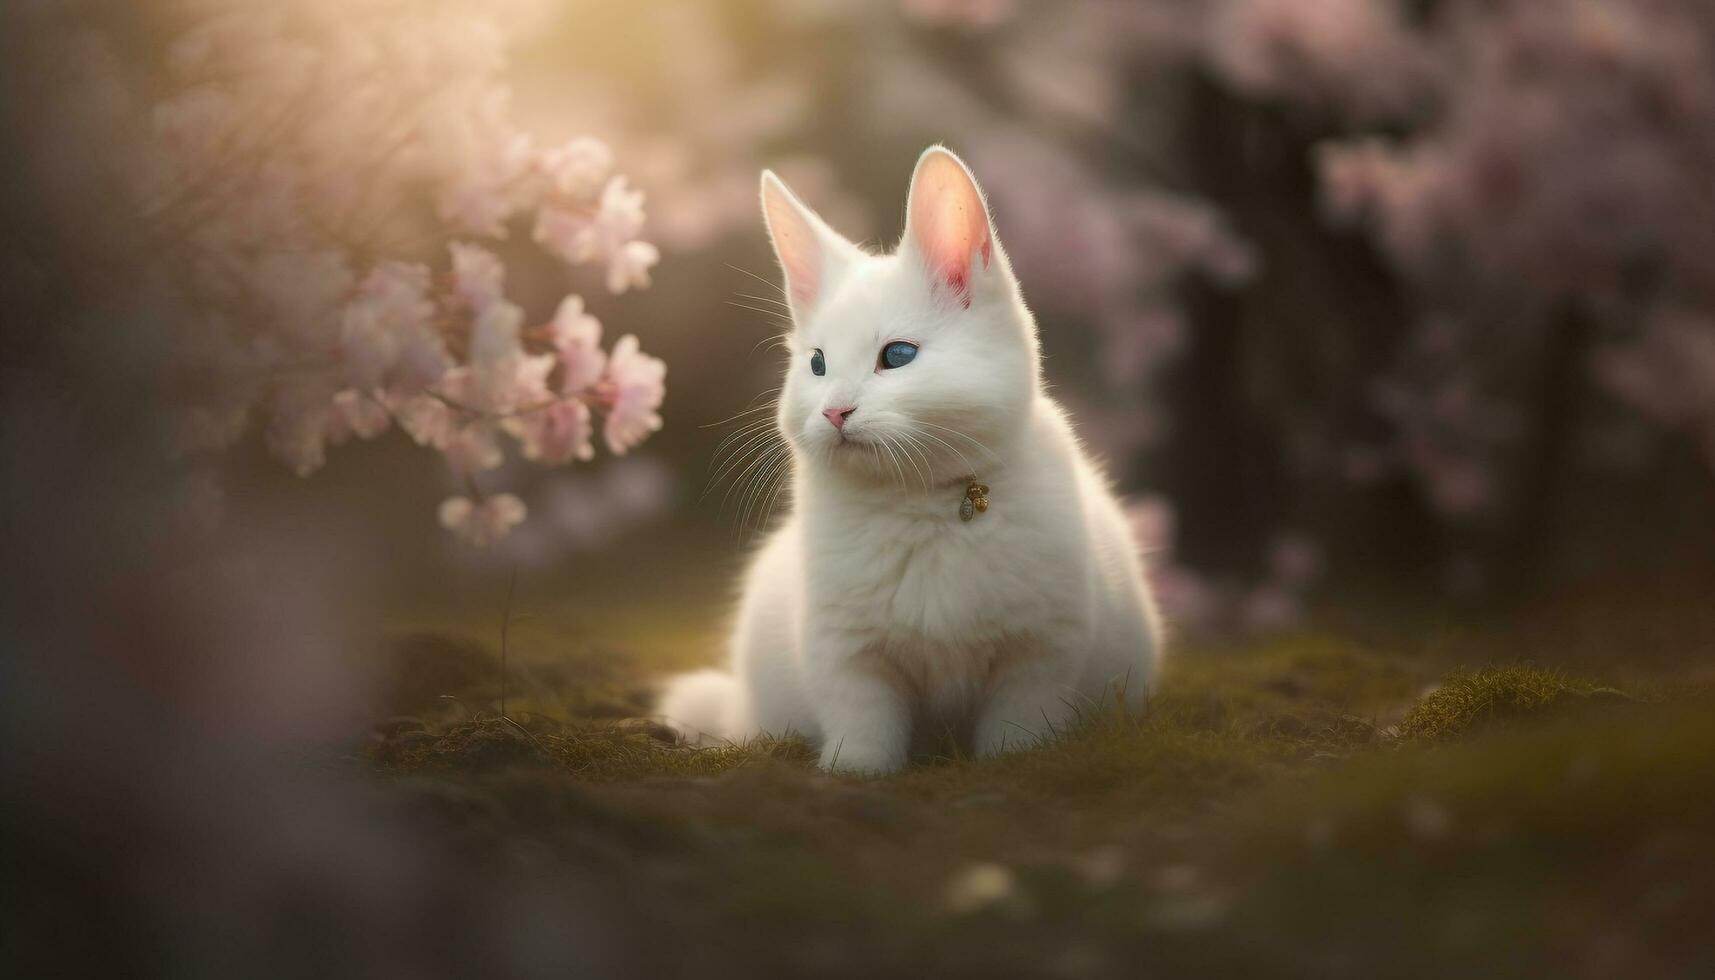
[660,147,1162,773]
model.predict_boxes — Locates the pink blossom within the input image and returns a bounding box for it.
[531,206,587,265]
[439,494,527,546]
[607,240,660,295]
[507,398,595,465]
[326,389,390,444]
[600,334,666,454]
[548,295,606,393]
[1316,138,1442,262]
[265,394,332,478]
[1593,310,1715,429]
[589,175,647,254]
[339,262,443,390]
[442,423,504,475]
[503,354,555,414]
[539,137,614,200]
[460,302,554,415]
[386,391,458,449]
[538,172,644,264]
[1210,0,1432,118]
[449,242,505,311]
[130,3,663,542]
[1131,192,1255,285]
[467,300,524,366]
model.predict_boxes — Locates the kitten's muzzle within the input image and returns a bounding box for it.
[821,405,856,432]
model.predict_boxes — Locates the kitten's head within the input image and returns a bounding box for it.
[762,147,1038,486]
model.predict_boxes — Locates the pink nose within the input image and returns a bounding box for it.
[822,406,856,431]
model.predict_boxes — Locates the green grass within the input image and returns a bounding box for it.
[375,713,815,780]
[355,574,1715,978]
[1395,664,1634,741]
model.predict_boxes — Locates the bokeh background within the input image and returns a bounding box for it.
[4,1,1713,977]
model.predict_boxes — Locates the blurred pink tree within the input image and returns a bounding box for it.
[868,0,1715,617]
[142,3,667,545]
[1213,0,1715,593]
[158,0,1703,615]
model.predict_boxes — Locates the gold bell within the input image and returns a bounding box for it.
[961,480,990,522]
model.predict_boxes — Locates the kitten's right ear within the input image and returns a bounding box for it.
[760,171,856,320]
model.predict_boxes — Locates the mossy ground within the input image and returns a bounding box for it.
[359,546,1715,979]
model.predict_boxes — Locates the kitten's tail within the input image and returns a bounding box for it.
[657,669,744,745]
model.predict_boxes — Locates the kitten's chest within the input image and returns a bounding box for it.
[809,491,1083,645]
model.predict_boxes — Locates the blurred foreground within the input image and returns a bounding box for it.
[15,512,1710,978]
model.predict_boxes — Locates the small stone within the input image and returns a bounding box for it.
[944,861,1016,914]
[960,498,974,522]
[1073,845,1128,887]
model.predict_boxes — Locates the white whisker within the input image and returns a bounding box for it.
[886,432,929,494]
[915,420,999,468]
[724,300,792,324]
[894,429,939,490]
[905,424,979,478]
[735,291,791,311]
[725,262,789,299]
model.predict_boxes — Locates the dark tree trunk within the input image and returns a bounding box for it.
[1157,72,1438,585]
[1499,304,1594,597]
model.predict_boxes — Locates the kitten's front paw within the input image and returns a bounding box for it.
[818,738,905,775]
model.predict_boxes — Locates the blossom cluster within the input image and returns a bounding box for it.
[147,2,665,545]
[931,0,1712,609]
[1305,0,1715,488]
[462,0,1713,621]
[1209,0,1434,120]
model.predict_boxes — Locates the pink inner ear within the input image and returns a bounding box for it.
[763,185,821,308]
[910,155,992,306]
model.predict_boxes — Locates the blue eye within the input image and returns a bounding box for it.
[809,349,825,376]
[879,341,918,370]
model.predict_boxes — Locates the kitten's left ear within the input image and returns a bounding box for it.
[901,146,998,308]
[760,170,860,323]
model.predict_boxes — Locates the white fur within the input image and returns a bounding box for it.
[659,147,1161,772]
